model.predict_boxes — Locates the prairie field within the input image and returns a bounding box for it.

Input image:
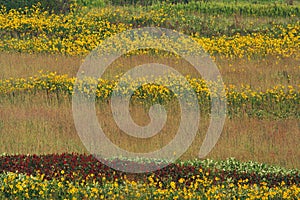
[0,0,299,199]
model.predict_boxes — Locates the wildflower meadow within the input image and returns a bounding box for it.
[0,0,299,199]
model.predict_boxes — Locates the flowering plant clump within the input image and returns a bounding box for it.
[0,154,299,199]
[0,72,299,118]
[0,4,299,58]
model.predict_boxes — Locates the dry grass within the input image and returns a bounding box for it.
[1,52,298,89]
[0,52,82,79]
[0,52,299,169]
[0,94,299,168]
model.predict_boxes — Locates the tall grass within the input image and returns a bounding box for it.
[0,53,298,90]
[0,52,299,169]
[0,93,299,168]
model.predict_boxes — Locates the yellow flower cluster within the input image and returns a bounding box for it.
[0,5,130,55]
[0,6,299,58]
[194,29,300,59]
[1,171,299,199]
[0,72,298,118]
[0,72,296,98]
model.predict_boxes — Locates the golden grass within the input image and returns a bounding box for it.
[0,52,299,169]
[0,52,81,79]
[1,52,298,90]
[0,94,299,168]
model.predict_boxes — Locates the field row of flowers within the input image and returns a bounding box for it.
[0,72,298,118]
[0,5,299,58]
[0,154,299,199]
